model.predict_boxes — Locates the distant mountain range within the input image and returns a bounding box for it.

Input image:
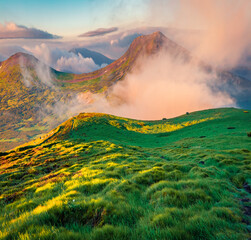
[70,47,114,66]
[0,31,251,151]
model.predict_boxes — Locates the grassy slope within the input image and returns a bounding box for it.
[0,54,68,151]
[0,32,167,151]
[55,32,169,91]
[1,32,250,152]
[0,108,250,240]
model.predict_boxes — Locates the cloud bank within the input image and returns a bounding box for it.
[82,52,234,120]
[0,22,60,39]
[111,32,142,47]
[79,27,118,37]
[49,50,234,121]
[57,53,107,74]
[0,54,5,62]
[151,0,251,69]
[24,43,106,74]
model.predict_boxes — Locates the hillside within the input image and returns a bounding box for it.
[0,108,250,239]
[1,32,251,151]
[0,53,67,151]
[55,31,182,91]
[56,32,251,108]
[70,48,114,66]
[0,32,170,151]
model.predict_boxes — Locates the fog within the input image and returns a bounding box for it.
[67,51,234,120]
[4,0,251,120]
[163,0,251,69]
[54,0,250,120]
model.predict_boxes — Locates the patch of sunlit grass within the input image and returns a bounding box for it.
[33,196,64,215]
[35,182,55,193]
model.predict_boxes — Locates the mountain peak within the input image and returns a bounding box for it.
[127,31,167,55]
[152,31,166,38]
[56,31,191,90]
[1,52,38,70]
[0,53,33,73]
[2,52,39,69]
[70,47,114,66]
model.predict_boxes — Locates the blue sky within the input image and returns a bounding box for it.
[0,0,149,36]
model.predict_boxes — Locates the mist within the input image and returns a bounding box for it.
[19,54,54,87]
[23,43,106,74]
[8,0,250,121]
[51,0,249,120]
[65,51,234,120]
[97,0,249,119]
[165,0,251,69]
[44,50,235,121]
[110,55,235,119]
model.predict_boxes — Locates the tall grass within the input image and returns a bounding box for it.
[0,108,250,239]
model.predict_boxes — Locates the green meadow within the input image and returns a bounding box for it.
[0,108,250,239]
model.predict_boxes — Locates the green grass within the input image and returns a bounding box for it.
[0,63,67,151]
[0,108,250,239]
[0,58,108,151]
[0,32,176,152]
[0,138,22,143]
[17,125,48,132]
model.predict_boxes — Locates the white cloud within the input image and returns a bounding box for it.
[0,22,60,39]
[23,43,105,74]
[110,32,142,47]
[49,50,235,121]
[56,53,104,74]
[79,27,118,37]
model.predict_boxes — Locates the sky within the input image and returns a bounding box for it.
[0,0,250,74]
[0,0,150,37]
[0,0,250,119]
[0,0,176,68]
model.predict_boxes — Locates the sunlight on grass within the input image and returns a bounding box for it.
[35,182,56,193]
[33,196,64,215]
[0,138,22,143]
[121,117,216,134]
[0,109,250,239]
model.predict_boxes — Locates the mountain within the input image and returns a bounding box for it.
[70,47,114,66]
[1,32,251,151]
[0,32,169,150]
[0,52,68,151]
[56,31,184,91]
[0,108,250,239]
[57,32,251,108]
